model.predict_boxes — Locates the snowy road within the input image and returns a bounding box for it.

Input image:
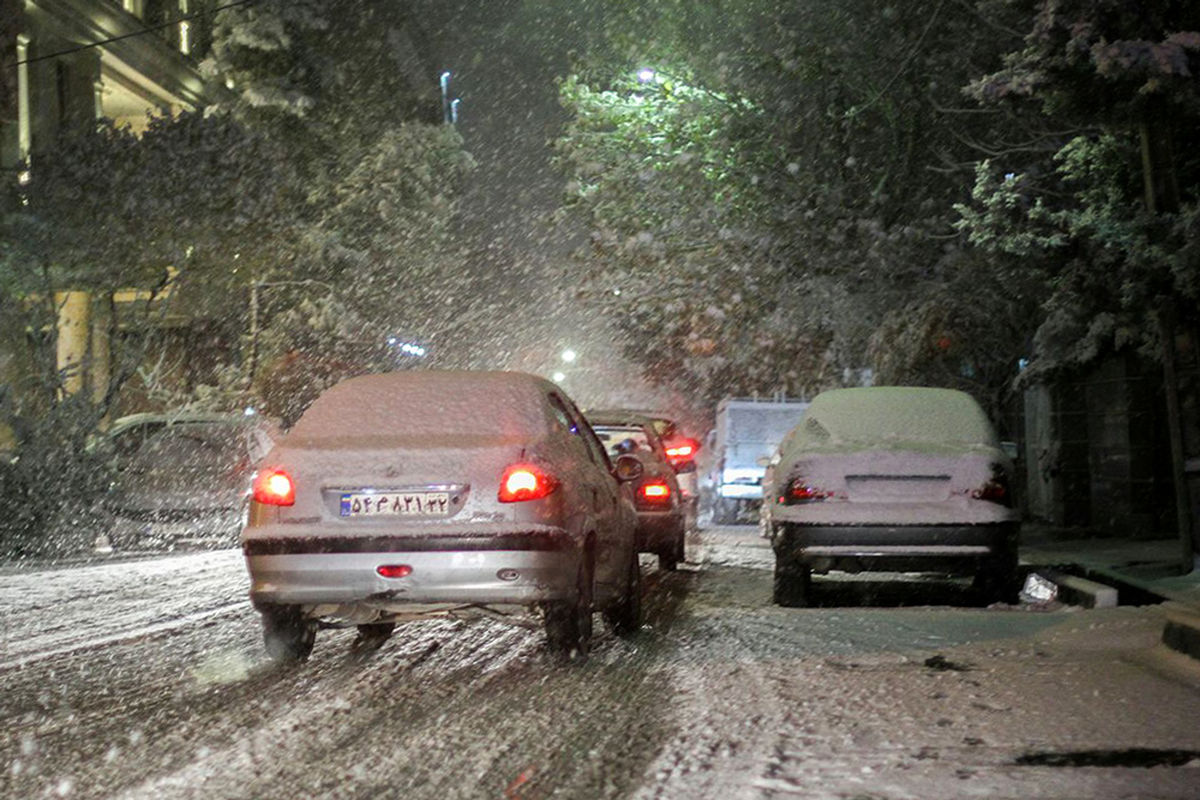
[3,526,1200,799]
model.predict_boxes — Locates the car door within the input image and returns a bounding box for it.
[559,397,632,600]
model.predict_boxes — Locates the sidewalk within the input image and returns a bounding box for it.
[1020,524,1200,662]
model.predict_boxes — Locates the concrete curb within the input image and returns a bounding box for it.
[1161,603,1200,662]
[1041,569,1118,609]
[1027,563,1200,664]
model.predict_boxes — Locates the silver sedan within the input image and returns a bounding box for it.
[243,370,643,661]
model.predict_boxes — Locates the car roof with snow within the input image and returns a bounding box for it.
[783,387,1001,454]
[285,370,558,444]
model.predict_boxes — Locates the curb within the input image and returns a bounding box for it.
[1027,563,1200,664]
[1041,569,1118,609]
[1161,604,1200,663]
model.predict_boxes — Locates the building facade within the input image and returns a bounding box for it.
[1,0,218,405]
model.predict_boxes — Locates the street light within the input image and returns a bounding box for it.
[440,71,452,124]
[552,371,566,383]
[637,68,656,83]
[561,349,577,364]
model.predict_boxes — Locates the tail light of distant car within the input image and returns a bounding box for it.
[972,465,1012,507]
[637,479,673,505]
[252,469,295,506]
[498,464,559,503]
[663,436,700,467]
[778,477,835,505]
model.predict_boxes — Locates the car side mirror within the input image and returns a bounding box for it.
[672,459,696,474]
[613,454,644,482]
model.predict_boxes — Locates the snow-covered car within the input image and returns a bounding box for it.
[587,411,687,570]
[763,387,1019,607]
[101,412,279,550]
[242,370,644,662]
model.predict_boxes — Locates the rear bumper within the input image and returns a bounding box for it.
[772,521,1019,575]
[243,528,581,608]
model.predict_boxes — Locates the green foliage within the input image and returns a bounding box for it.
[553,0,1043,409]
[959,0,1200,379]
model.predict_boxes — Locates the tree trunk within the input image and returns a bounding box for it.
[1141,105,1193,573]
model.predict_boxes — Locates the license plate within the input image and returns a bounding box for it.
[340,491,450,517]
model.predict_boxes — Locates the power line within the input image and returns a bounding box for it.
[9,0,260,68]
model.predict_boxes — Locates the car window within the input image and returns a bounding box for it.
[546,394,580,435]
[593,425,654,458]
[561,399,613,469]
[133,425,244,469]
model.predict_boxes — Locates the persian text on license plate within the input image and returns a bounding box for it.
[340,492,450,517]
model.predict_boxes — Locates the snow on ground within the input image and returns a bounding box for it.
[2,526,1199,799]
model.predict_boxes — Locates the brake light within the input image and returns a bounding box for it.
[377,564,412,578]
[779,478,829,505]
[498,464,559,502]
[252,469,295,506]
[973,467,1012,507]
[639,480,672,502]
[663,436,700,463]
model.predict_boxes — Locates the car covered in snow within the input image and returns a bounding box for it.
[101,412,279,550]
[242,370,644,661]
[587,410,687,570]
[762,387,1019,606]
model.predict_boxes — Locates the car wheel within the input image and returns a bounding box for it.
[603,549,642,635]
[657,549,678,571]
[658,525,686,571]
[261,605,317,663]
[544,554,593,658]
[974,552,1019,604]
[352,621,396,652]
[773,558,811,607]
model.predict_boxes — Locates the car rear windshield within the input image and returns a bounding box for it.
[593,426,655,458]
[288,371,552,443]
[132,425,245,468]
[796,388,999,448]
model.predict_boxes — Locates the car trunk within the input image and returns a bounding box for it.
[272,434,531,525]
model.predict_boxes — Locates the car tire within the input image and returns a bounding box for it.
[657,549,678,571]
[974,552,1019,604]
[544,554,593,658]
[604,549,642,635]
[658,524,686,571]
[261,605,317,663]
[773,558,811,607]
[353,621,396,652]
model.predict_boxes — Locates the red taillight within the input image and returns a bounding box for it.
[498,464,558,502]
[639,480,672,502]
[377,564,412,579]
[252,469,295,506]
[973,468,1012,506]
[663,436,700,464]
[779,478,829,505]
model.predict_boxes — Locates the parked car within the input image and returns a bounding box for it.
[762,387,1019,607]
[587,411,687,570]
[101,412,279,550]
[242,370,644,662]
